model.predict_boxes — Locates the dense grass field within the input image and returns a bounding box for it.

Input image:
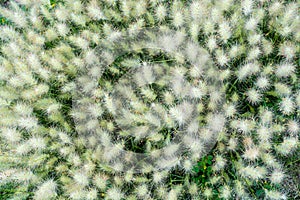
[0,0,299,199]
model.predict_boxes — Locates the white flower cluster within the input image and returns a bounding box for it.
[0,0,299,200]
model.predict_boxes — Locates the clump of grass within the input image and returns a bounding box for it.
[0,0,299,199]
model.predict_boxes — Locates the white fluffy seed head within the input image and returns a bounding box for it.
[229,44,243,58]
[234,180,247,198]
[245,17,258,30]
[190,22,199,40]
[262,39,273,55]
[233,119,255,134]
[210,8,222,23]
[58,132,72,144]
[142,64,155,85]
[237,62,260,80]
[28,137,46,150]
[164,144,179,157]
[214,155,226,171]
[243,147,260,161]
[247,33,261,45]
[182,159,193,172]
[86,188,98,200]
[12,170,37,183]
[216,50,229,66]
[104,94,117,115]
[73,171,89,187]
[69,189,85,200]
[275,63,295,78]
[276,137,298,155]
[220,185,231,199]
[156,156,180,170]
[246,89,261,104]
[228,138,238,151]
[280,97,295,115]
[135,1,147,17]
[16,142,31,155]
[207,36,218,51]
[190,1,204,20]
[257,126,272,142]
[106,187,124,200]
[135,184,148,197]
[270,169,285,184]
[87,0,105,20]
[70,13,87,26]
[279,42,296,60]
[156,4,167,21]
[218,21,231,42]
[261,153,280,168]
[203,20,215,35]
[274,83,291,96]
[287,120,299,134]
[256,76,269,89]
[55,6,69,21]
[188,183,198,195]
[166,188,179,200]
[1,128,21,143]
[153,170,167,184]
[187,119,199,134]
[269,2,283,16]
[169,101,194,125]
[209,89,223,103]
[260,109,273,124]
[172,11,184,28]
[199,129,214,142]
[203,188,213,198]
[56,23,70,36]
[33,180,57,200]
[239,166,267,180]
[207,114,225,132]
[247,47,261,60]
[265,189,287,200]
[141,88,156,101]
[164,91,174,105]
[242,0,253,15]
[223,103,236,118]
[93,174,108,190]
